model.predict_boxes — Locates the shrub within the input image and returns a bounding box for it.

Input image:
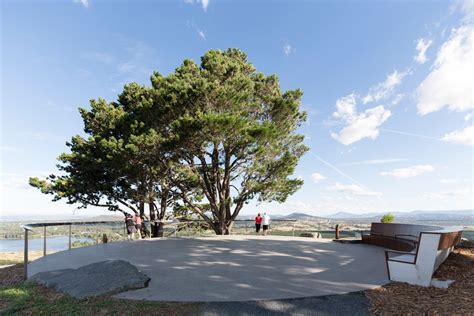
[380,213,395,223]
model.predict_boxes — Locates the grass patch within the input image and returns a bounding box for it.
[0,283,198,315]
[0,259,21,266]
[0,264,198,315]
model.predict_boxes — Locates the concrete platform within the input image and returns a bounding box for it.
[28,236,389,302]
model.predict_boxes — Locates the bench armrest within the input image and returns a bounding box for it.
[385,250,416,263]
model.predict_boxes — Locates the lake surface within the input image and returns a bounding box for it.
[0,236,94,252]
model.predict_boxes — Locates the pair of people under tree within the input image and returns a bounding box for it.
[125,213,147,240]
[255,212,271,235]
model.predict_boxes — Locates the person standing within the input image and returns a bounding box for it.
[134,214,143,239]
[126,214,136,240]
[262,212,271,236]
[255,213,262,234]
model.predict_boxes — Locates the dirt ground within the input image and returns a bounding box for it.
[0,251,47,265]
[367,241,474,315]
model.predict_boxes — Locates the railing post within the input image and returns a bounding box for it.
[24,228,28,280]
[43,226,47,256]
[68,224,72,250]
[292,221,295,237]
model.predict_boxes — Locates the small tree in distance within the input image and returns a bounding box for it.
[380,213,395,223]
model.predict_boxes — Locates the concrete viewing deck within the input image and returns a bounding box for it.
[28,235,389,302]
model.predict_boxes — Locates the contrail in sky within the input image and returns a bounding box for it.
[309,151,369,190]
[380,128,441,141]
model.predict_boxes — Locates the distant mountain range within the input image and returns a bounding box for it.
[325,210,473,221]
[1,210,472,224]
[238,210,473,223]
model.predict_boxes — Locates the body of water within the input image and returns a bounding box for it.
[0,236,94,252]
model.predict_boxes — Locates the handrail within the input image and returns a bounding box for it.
[21,220,122,228]
[21,220,128,280]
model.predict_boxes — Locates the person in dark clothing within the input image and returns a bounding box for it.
[125,214,136,240]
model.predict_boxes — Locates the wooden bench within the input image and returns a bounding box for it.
[361,223,440,252]
[385,229,462,287]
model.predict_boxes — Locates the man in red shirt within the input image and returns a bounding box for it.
[255,213,263,234]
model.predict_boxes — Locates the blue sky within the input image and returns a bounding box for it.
[1,0,473,219]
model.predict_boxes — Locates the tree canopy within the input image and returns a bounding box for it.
[30,48,308,235]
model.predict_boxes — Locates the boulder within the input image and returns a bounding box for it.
[29,260,150,299]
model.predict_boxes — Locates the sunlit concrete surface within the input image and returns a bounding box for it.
[28,236,389,302]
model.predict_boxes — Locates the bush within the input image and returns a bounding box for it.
[380,213,395,223]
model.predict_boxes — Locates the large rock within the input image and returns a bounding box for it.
[29,260,150,299]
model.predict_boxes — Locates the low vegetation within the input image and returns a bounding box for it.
[380,213,395,223]
[0,265,197,315]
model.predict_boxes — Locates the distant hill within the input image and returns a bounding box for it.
[282,212,324,220]
[84,215,125,222]
[325,210,473,224]
[325,212,374,219]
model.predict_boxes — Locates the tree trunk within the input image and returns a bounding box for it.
[157,221,164,237]
[139,202,145,217]
[149,203,159,238]
[213,219,231,235]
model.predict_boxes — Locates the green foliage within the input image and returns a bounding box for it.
[29,48,308,234]
[380,213,395,223]
[0,283,197,315]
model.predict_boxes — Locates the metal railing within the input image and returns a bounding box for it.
[165,219,298,237]
[21,221,126,279]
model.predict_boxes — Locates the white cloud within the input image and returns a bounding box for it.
[328,182,382,197]
[110,40,156,88]
[440,179,457,184]
[0,146,17,152]
[414,38,433,64]
[333,93,357,120]
[201,0,209,11]
[425,188,471,200]
[465,113,473,121]
[380,164,434,179]
[74,0,89,8]
[362,70,408,104]
[0,174,30,191]
[197,29,206,40]
[310,173,326,183]
[185,0,209,11]
[458,0,474,23]
[331,94,391,145]
[416,25,474,115]
[442,125,474,146]
[341,158,407,166]
[283,44,294,56]
[391,93,404,106]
